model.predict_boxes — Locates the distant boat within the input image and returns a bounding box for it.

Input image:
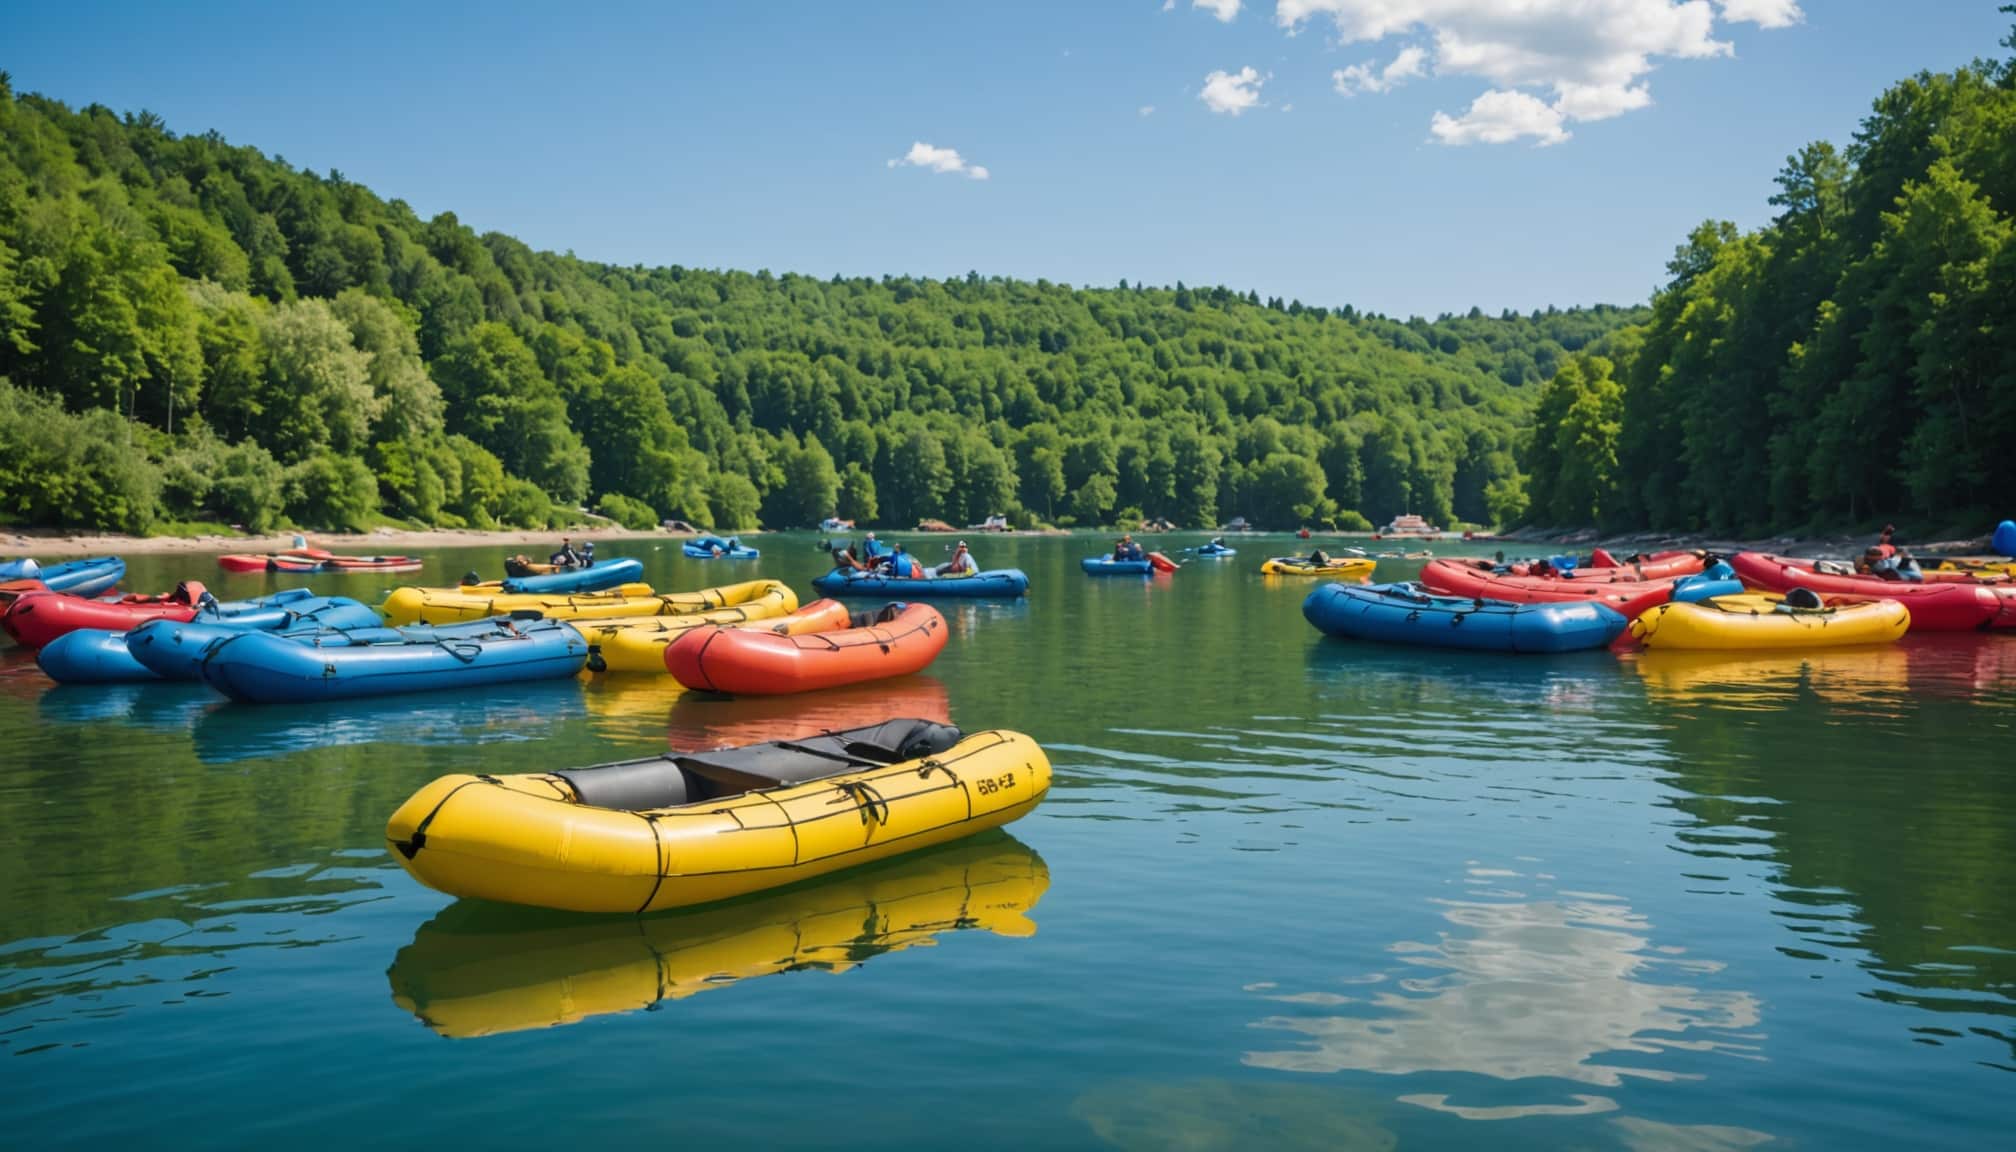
[1374,514,1442,540]
[819,517,855,533]
[916,518,957,533]
[1221,517,1254,532]
[969,514,1012,532]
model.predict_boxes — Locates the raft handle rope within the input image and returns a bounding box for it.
[828,780,890,828]
[391,775,502,860]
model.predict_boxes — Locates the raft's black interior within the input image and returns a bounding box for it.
[555,718,963,811]
[847,603,908,629]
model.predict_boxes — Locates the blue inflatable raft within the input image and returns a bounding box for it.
[123,598,384,680]
[0,556,127,597]
[1669,562,1742,603]
[811,567,1029,599]
[1303,581,1628,653]
[497,557,643,595]
[1195,544,1237,558]
[200,616,588,704]
[1082,557,1154,576]
[683,536,760,559]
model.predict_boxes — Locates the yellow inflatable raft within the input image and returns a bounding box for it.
[381,578,795,626]
[387,835,1048,1037]
[1260,557,1376,581]
[573,597,848,673]
[1629,592,1909,650]
[386,721,1049,914]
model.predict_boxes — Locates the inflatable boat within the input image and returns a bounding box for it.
[1082,557,1155,576]
[494,557,645,595]
[1261,557,1377,580]
[1727,552,2011,632]
[576,598,850,674]
[682,536,760,559]
[201,616,588,703]
[1303,581,1628,653]
[386,721,1049,913]
[381,578,794,626]
[121,598,386,680]
[219,549,422,574]
[0,556,126,597]
[1418,559,1739,613]
[666,602,947,694]
[3,584,317,650]
[1628,592,1910,650]
[811,567,1029,599]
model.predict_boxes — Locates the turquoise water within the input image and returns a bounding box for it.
[3,533,2013,1149]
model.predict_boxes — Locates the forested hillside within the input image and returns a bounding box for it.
[1522,19,2016,536]
[0,72,1639,536]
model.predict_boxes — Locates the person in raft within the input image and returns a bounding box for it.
[936,540,978,577]
[832,542,866,572]
[1113,535,1146,562]
[579,540,595,567]
[1307,548,1332,566]
[548,537,580,567]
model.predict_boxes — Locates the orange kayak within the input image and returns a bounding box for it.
[665,602,948,694]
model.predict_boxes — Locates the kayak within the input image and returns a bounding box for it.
[122,598,387,680]
[666,602,947,694]
[385,721,1049,913]
[0,556,126,597]
[496,557,644,595]
[1303,581,1628,653]
[201,616,588,704]
[219,549,422,574]
[576,598,850,674]
[1262,557,1377,581]
[387,834,1046,1038]
[2,584,319,650]
[382,578,794,625]
[1083,557,1155,576]
[811,567,1030,599]
[1727,552,2011,632]
[1628,592,1910,651]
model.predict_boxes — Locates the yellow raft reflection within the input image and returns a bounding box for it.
[381,579,795,626]
[1628,646,1914,709]
[387,835,1048,1038]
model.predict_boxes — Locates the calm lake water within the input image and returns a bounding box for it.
[3,533,2013,1149]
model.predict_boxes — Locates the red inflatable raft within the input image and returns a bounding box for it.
[665,602,948,695]
[1,582,208,650]
[219,548,422,574]
[1418,560,1676,618]
[1727,552,2010,632]
[1752,551,2011,586]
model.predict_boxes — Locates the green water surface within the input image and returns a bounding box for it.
[2,533,2012,1149]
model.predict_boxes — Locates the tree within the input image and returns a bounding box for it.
[431,322,588,502]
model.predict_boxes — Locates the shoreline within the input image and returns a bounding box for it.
[2,524,1076,558]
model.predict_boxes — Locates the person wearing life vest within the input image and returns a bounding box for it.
[936,540,977,577]
[548,537,580,567]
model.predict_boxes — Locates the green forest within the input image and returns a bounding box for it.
[0,70,1637,537]
[4,17,2011,540]
[1523,17,2016,537]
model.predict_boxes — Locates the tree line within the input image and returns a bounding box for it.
[0,73,1638,536]
[1522,16,2016,537]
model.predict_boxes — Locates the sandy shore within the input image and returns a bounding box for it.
[4,525,712,559]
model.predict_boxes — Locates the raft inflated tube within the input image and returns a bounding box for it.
[387,835,1048,1038]
[382,579,794,626]
[577,598,850,674]
[810,567,1029,599]
[1996,520,2016,558]
[1629,592,1910,650]
[1303,581,1628,653]
[1726,552,2009,632]
[497,557,645,595]
[125,599,386,680]
[385,722,1050,914]
[1261,557,1378,580]
[1083,557,1154,576]
[682,542,761,559]
[37,628,160,683]
[201,617,588,704]
[666,602,947,694]
[2,585,319,650]
[0,556,127,597]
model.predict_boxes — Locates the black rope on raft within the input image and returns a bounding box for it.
[829,780,890,828]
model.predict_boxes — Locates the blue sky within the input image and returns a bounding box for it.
[8,1,2009,316]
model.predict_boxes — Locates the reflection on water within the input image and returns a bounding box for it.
[1627,637,2016,714]
[1072,1077,1396,1151]
[0,851,392,1052]
[387,834,1047,1038]
[1245,866,1760,1114]
[661,675,953,750]
[1610,1116,1775,1151]
[190,680,590,763]
[37,681,217,730]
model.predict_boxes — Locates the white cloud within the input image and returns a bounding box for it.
[1139,104,1157,116]
[1429,88,1569,146]
[1717,0,1802,28]
[1194,0,1243,21]
[1200,66,1267,115]
[887,141,990,180]
[1334,43,1429,94]
[1162,0,1176,9]
[1275,0,1798,143]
